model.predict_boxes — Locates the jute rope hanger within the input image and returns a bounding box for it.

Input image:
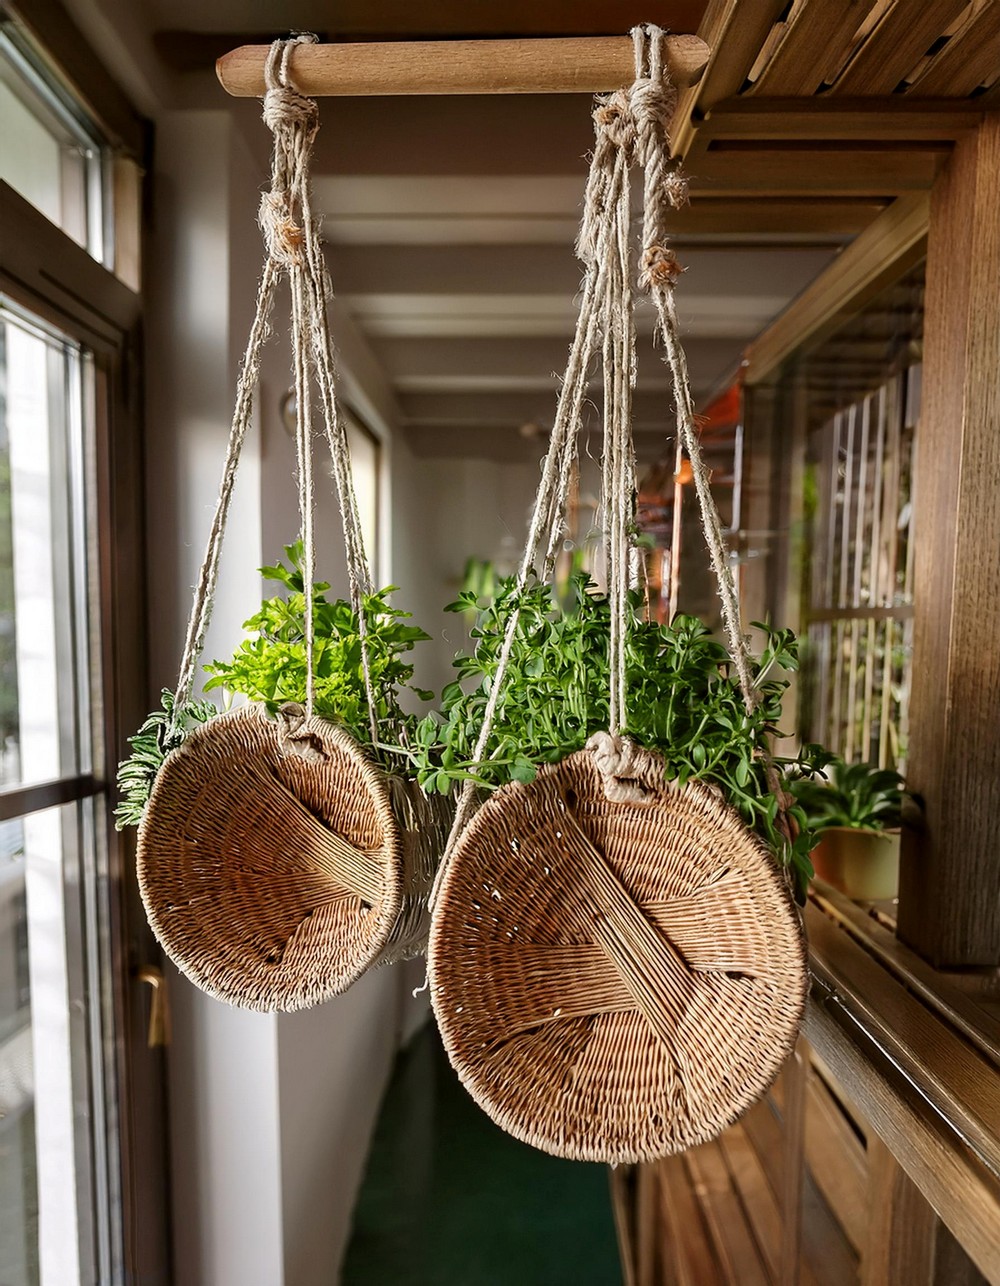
[430,24,766,897]
[171,33,382,740]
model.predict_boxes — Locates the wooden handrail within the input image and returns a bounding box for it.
[215,35,710,97]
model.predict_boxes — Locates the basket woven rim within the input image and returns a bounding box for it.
[428,745,809,1163]
[137,701,406,1009]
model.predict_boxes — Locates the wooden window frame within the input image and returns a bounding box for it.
[0,178,166,1282]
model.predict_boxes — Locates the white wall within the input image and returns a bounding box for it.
[146,109,284,1286]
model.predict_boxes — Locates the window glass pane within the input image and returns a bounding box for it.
[0,28,107,261]
[0,799,115,1286]
[0,305,93,788]
[346,415,380,581]
[0,814,35,1286]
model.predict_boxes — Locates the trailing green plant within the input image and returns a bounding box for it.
[789,757,904,832]
[202,542,434,748]
[114,689,218,829]
[116,544,435,829]
[402,572,823,898]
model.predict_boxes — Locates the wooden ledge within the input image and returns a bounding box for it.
[804,887,1000,1280]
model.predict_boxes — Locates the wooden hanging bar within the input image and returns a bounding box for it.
[216,35,710,97]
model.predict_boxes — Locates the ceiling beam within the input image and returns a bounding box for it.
[398,388,684,428]
[690,147,945,196]
[328,243,834,297]
[699,98,984,142]
[373,334,740,390]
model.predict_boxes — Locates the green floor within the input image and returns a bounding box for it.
[342,1021,624,1286]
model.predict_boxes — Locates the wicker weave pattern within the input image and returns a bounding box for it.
[428,743,807,1163]
[137,704,450,1010]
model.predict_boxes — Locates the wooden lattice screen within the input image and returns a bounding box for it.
[801,367,919,770]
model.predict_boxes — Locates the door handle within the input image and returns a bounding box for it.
[136,964,171,1048]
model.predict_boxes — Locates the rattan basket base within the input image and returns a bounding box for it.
[428,744,807,1164]
[138,703,448,1012]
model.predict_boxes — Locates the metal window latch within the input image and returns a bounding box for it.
[135,964,171,1048]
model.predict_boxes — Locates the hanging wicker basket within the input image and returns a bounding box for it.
[138,702,452,1011]
[428,740,807,1164]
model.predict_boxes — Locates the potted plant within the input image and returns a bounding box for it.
[401,571,823,901]
[790,757,905,901]
[115,543,452,1011]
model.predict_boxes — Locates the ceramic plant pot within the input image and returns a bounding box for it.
[811,826,900,901]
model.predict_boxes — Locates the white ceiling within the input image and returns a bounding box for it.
[63,0,847,461]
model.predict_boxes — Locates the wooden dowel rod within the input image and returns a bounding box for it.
[216,35,710,98]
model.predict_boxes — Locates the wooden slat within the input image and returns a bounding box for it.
[898,115,1000,967]
[863,1137,938,1286]
[671,0,788,158]
[805,1070,868,1255]
[781,1046,808,1286]
[691,147,943,197]
[741,1096,859,1286]
[684,1142,771,1286]
[718,1125,784,1282]
[658,1152,724,1286]
[702,97,983,141]
[750,0,882,97]
[609,1167,639,1286]
[907,3,1000,97]
[830,0,970,96]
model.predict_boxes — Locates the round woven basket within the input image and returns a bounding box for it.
[428,741,807,1164]
[138,702,452,1011]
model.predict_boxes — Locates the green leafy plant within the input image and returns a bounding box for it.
[114,689,217,829]
[202,542,433,746]
[790,757,904,832]
[116,544,435,829]
[403,572,823,898]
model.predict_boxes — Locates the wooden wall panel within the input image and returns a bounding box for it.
[898,115,1000,967]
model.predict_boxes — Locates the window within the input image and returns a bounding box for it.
[0,300,121,1286]
[0,20,109,264]
[0,14,156,1284]
[346,411,381,582]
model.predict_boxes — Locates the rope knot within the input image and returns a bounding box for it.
[639,244,684,293]
[628,78,677,154]
[262,84,319,137]
[593,88,637,157]
[258,190,306,266]
[586,732,655,804]
[276,702,327,762]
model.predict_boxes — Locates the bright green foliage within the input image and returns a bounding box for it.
[203,543,433,746]
[114,689,217,830]
[790,756,904,832]
[405,572,823,899]
[115,544,434,830]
